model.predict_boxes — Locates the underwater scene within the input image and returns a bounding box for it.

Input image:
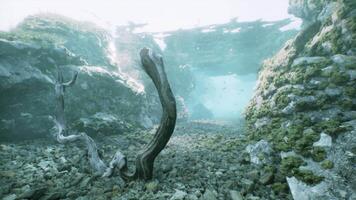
[0,0,355,199]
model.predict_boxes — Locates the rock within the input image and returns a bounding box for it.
[240,152,251,164]
[0,170,16,178]
[42,192,65,200]
[325,87,342,97]
[66,191,79,198]
[162,163,173,173]
[240,179,254,193]
[282,101,296,115]
[70,173,84,186]
[2,194,16,200]
[145,180,159,192]
[170,189,187,200]
[254,117,271,129]
[38,160,57,171]
[246,170,259,181]
[200,189,217,200]
[291,57,328,67]
[331,54,356,69]
[313,133,332,147]
[321,66,335,76]
[245,140,272,165]
[287,177,330,200]
[348,70,356,81]
[259,172,274,185]
[229,190,243,200]
[79,177,92,188]
[186,194,199,200]
[246,196,260,200]
[18,187,47,199]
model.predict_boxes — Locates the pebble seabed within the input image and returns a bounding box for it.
[0,121,293,200]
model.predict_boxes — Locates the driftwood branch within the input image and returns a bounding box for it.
[52,48,177,180]
[116,47,177,180]
[53,66,109,175]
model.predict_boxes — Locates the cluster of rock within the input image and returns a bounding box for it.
[245,0,355,199]
[0,122,292,200]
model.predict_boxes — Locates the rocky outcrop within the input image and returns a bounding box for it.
[0,14,159,141]
[246,0,356,199]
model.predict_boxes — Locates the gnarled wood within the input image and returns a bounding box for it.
[53,66,107,174]
[118,47,177,180]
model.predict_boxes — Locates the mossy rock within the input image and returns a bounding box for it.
[344,86,356,98]
[273,74,290,87]
[339,98,354,109]
[280,156,305,177]
[330,71,350,85]
[295,128,320,157]
[321,160,334,169]
[315,120,347,138]
[272,182,289,193]
[311,146,327,162]
[295,169,324,185]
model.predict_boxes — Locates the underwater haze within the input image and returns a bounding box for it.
[0,0,355,200]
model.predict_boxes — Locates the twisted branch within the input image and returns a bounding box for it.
[113,48,177,180]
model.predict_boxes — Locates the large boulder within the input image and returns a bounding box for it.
[0,14,159,141]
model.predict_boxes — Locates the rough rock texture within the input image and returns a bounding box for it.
[0,14,159,141]
[245,0,356,199]
[245,140,273,165]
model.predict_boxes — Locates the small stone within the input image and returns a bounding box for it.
[338,190,347,199]
[162,164,173,173]
[259,172,274,185]
[66,191,76,198]
[43,192,63,200]
[71,173,85,186]
[215,171,223,176]
[241,178,254,193]
[245,140,272,165]
[321,160,334,169]
[246,170,259,181]
[0,170,16,178]
[200,189,217,200]
[170,189,187,200]
[229,190,243,200]
[246,196,260,200]
[80,177,91,188]
[18,187,47,199]
[313,133,332,147]
[145,180,159,192]
[186,194,199,200]
[2,194,17,200]
[240,152,250,164]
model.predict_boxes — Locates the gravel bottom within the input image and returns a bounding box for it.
[0,121,292,200]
